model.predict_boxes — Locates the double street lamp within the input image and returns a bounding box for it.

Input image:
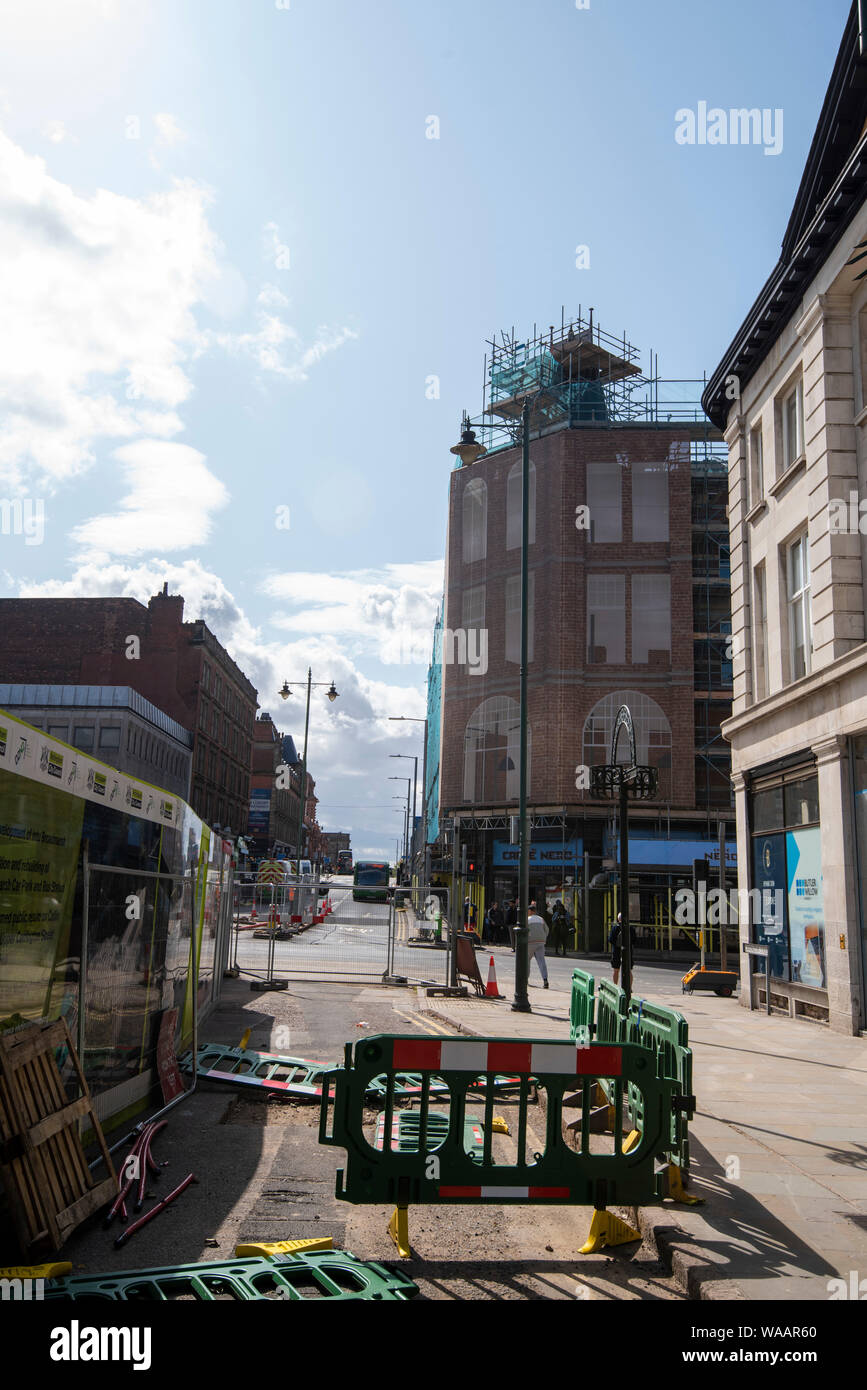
[279,670,338,861]
[389,753,418,875]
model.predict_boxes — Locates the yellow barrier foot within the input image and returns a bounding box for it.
[388,1205,411,1258]
[490,1116,510,1135]
[0,1262,72,1280]
[622,1128,641,1153]
[239,1027,251,1051]
[579,1209,641,1254]
[234,1237,333,1257]
[667,1163,704,1205]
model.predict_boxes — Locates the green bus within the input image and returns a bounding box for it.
[352,860,391,902]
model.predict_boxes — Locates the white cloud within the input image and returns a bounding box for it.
[42,120,73,145]
[0,128,221,491]
[153,113,186,147]
[70,440,229,555]
[264,560,443,665]
[210,314,357,384]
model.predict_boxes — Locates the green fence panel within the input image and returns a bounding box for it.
[180,1044,327,1097]
[595,980,628,1044]
[45,1251,419,1302]
[319,1034,675,1211]
[376,1111,485,1161]
[623,999,694,1171]
[569,970,596,1042]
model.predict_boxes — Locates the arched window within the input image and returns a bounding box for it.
[506,460,536,550]
[582,690,671,798]
[462,478,487,563]
[463,696,530,803]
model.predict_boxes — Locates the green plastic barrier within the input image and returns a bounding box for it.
[624,998,694,1172]
[376,1111,485,1161]
[595,979,628,1044]
[569,969,596,1042]
[319,1034,676,1211]
[45,1251,419,1302]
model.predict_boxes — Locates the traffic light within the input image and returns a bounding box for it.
[467,860,475,874]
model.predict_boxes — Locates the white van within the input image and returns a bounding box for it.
[278,858,313,881]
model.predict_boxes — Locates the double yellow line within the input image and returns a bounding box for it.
[392,1005,454,1038]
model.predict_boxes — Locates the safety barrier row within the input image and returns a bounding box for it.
[319,1032,678,1255]
[570,972,697,1187]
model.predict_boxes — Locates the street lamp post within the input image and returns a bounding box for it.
[388,776,411,871]
[279,671,338,863]
[389,717,428,881]
[390,754,418,877]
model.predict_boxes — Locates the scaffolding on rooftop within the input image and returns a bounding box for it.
[474,307,724,463]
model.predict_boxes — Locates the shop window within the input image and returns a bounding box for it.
[749,769,823,987]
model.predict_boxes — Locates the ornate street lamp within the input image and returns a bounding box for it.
[588,703,658,1003]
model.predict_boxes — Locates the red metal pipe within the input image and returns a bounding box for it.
[114,1173,197,1248]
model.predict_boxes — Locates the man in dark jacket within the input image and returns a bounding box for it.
[608,912,636,984]
[505,899,518,950]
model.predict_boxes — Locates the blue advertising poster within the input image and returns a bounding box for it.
[248,787,271,832]
[786,827,825,988]
[752,833,789,979]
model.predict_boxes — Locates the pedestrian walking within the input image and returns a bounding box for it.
[527,906,549,988]
[505,899,517,950]
[609,911,636,985]
[489,900,505,945]
[551,899,571,956]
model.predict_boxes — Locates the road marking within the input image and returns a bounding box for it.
[392,1007,450,1038]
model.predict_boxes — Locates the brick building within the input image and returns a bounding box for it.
[433,312,733,924]
[0,586,257,833]
[249,713,301,855]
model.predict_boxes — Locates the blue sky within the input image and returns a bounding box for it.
[0,0,850,857]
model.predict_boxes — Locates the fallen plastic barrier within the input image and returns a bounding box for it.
[375,1111,484,1161]
[179,1044,329,1097]
[44,1250,419,1302]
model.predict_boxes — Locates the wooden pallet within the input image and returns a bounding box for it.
[0,1019,117,1255]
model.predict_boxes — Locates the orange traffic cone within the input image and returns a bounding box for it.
[250,905,257,921]
[485,955,502,999]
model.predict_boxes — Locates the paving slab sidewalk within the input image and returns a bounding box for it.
[417,971,867,1301]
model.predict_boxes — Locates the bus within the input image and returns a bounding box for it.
[352,860,390,902]
[336,849,353,875]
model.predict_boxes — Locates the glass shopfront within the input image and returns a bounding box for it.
[749,765,825,987]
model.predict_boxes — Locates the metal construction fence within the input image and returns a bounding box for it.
[230,877,451,987]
